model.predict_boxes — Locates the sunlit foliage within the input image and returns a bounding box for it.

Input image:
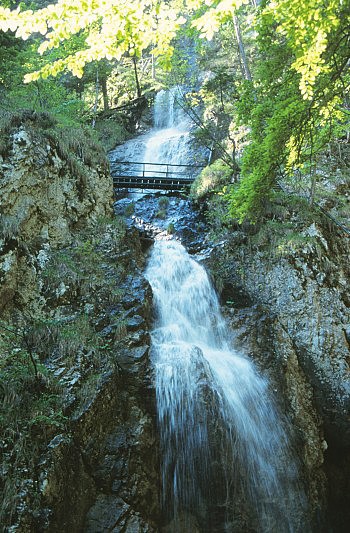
[0,0,186,80]
[0,0,349,221]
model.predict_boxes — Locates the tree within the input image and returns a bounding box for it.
[1,0,349,222]
[190,0,350,220]
[0,0,186,80]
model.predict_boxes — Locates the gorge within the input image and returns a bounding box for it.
[1,1,350,530]
[0,90,349,532]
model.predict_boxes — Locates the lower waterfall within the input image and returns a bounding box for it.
[145,239,307,532]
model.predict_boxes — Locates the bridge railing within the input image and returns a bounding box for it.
[110,160,204,180]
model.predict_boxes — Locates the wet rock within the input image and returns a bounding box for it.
[114,197,135,216]
[126,314,145,331]
[126,329,149,347]
[38,434,96,532]
[118,345,149,373]
[220,282,252,308]
[85,495,130,532]
[126,194,208,251]
[206,220,350,529]
[209,230,350,449]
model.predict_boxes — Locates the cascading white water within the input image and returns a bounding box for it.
[144,88,194,173]
[145,240,307,532]
[112,88,307,529]
[109,86,199,198]
[153,88,185,129]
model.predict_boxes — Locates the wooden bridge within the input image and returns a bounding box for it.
[111,161,204,192]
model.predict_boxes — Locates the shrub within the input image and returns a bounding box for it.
[167,222,175,234]
[158,196,169,208]
[191,160,233,199]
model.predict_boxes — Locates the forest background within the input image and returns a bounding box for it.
[0,0,349,223]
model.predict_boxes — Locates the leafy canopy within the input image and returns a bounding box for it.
[0,0,186,81]
[266,0,344,100]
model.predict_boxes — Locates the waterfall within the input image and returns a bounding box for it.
[144,87,194,172]
[154,88,183,128]
[112,89,308,529]
[145,240,307,532]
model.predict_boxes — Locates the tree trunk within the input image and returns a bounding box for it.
[101,75,109,111]
[233,14,252,82]
[151,53,155,79]
[132,56,142,98]
[92,66,99,128]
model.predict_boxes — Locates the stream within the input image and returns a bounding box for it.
[110,89,308,532]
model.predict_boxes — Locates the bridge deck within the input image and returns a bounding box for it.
[111,160,203,192]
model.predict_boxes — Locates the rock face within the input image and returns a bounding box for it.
[203,221,350,531]
[0,122,159,531]
[2,116,349,532]
[39,275,159,533]
[0,124,113,314]
[114,192,350,530]
[1,128,112,243]
[115,193,207,253]
[211,224,350,446]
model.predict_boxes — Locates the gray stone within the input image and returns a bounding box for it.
[85,495,130,532]
[126,315,145,331]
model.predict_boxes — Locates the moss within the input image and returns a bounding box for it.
[191,160,233,199]
[167,222,175,234]
[155,209,166,219]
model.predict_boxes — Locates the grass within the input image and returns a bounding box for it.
[0,329,65,526]
[94,118,129,152]
[0,213,132,528]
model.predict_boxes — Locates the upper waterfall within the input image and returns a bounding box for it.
[109,86,202,189]
[153,88,187,129]
[144,87,193,169]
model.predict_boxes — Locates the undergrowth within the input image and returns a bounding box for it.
[0,326,65,526]
[0,108,109,186]
[0,215,130,528]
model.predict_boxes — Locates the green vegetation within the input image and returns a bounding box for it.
[0,0,348,527]
[159,196,170,209]
[155,209,167,220]
[1,0,348,223]
[124,201,135,216]
[191,160,233,199]
[0,215,130,528]
[190,0,350,222]
[167,222,175,234]
[0,323,65,525]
